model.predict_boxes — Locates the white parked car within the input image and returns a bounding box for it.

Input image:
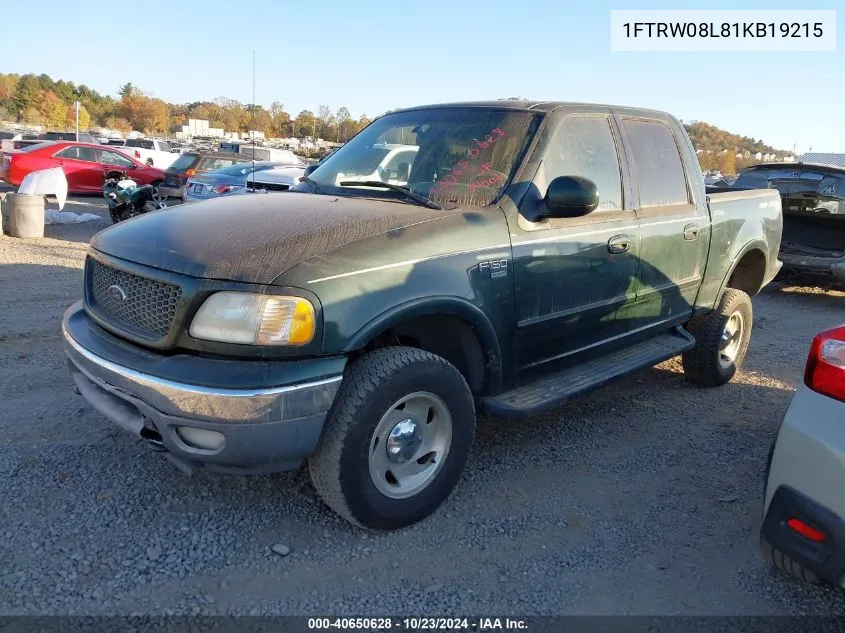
[236,146,303,164]
[331,143,419,187]
[761,323,845,587]
[184,161,305,202]
[117,138,179,169]
[248,164,305,192]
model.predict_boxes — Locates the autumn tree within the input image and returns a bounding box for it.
[118,82,139,98]
[105,116,132,133]
[269,101,291,137]
[294,110,317,138]
[336,106,357,142]
[66,103,91,130]
[718,150,737,175]
[21,107,43,125]
[39,91,67,129]
[118,92,171,133]
[0,74,18,100]
[316,104,336,140]
[12,75,42,115]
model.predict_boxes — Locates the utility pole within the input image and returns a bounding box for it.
[75,100,80,141]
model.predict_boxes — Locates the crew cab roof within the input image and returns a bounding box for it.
[390,100,675,120]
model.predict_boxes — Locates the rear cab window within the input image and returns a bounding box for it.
[169,153,200,173]
[125,139,155,150]
[621,118,690,208]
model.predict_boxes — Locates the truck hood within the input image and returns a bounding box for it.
[90,192,454,284]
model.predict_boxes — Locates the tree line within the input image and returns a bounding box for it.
[0,73,372,141]
[684,121,790,174]
[0,73,791,172]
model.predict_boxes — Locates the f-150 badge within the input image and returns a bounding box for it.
[479,259,509,279]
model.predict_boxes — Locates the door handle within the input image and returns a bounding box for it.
[683,224,701,241]
[607,234,632,254]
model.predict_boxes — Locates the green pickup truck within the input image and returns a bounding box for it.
[62,101,783,530]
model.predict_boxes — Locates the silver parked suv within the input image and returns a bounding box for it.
[762,323,845,587]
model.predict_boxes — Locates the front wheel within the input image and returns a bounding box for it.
[308,347,475,530]
[682,288,753,387]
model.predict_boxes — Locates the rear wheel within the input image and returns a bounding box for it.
[150,182,165,209]
[682,288,753,387]
[308,346,475,530]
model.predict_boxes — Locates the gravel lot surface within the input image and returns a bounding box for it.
[2,196,845,616]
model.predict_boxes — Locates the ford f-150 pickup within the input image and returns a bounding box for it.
[62,101,783,530]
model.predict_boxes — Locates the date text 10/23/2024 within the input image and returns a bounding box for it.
[307,617,529,630]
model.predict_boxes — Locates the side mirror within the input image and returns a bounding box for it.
[544,176,599,218]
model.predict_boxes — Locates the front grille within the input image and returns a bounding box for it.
[255,182,290,192]
[89,259,182,338]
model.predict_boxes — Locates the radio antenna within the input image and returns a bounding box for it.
[251,50,256,188]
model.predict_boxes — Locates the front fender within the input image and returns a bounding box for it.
[345,296,503,392]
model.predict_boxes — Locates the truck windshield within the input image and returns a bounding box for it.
[125,139,155,149]
[307,107,541,208]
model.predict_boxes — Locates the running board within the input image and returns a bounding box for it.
[481,327,695,419]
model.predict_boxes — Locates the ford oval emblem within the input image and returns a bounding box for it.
[107,284,128,302]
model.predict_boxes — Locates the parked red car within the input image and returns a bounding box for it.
[0,141,166,194]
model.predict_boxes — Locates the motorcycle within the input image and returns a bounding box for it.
[103,170,166,223]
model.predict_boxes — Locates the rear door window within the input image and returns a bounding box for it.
[622,119,690,207]
[55,145,97,162]
[99,149,135,167]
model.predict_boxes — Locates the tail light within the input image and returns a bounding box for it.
[212,185,242,194]
[184,168,197,178]
[804,325,845,402]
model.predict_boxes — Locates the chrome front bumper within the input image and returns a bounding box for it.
[62,302,344,473]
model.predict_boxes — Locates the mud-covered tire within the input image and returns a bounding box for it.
[761,539,821,584]
[682,288,753,387]
[308,346,475,531]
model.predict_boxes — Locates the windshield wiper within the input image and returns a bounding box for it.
[301,176,321,193]
[339,180,442,210]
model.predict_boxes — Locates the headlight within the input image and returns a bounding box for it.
[189,292,315,346]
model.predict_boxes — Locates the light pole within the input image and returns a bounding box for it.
[75,100,80,141]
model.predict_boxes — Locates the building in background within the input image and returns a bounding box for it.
[798,153,845,168]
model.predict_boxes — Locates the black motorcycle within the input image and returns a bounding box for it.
[103,170,165,223]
